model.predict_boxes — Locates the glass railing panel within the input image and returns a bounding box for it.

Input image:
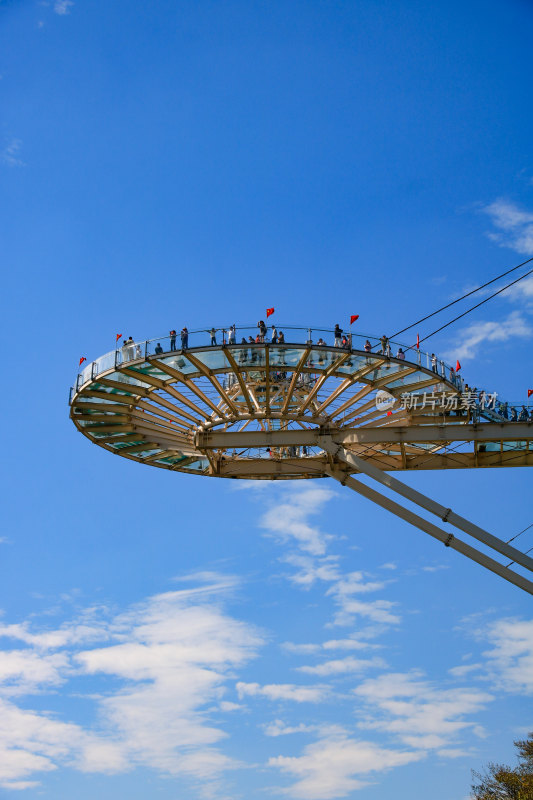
[332,354,372,375]
[231,344,266,367]
[94,351,117,375]
[386,369,436,390]
[115,342,146,365]
[186,349,232,371]
[104,371,154,388]
[145,335,181,357]
[268,346,307,368]
[72,325,472,407]
[153,353,198,375]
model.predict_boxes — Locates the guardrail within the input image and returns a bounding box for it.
[70,324,532,421]
[73,324,456,389]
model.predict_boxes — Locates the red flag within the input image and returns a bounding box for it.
[350,315,359,324]
[79,357,87,366]
[266,308,275,318]
[116,333,122,342]
[456,360,461,372]
[416,333,420,350]
[528,389,533,398]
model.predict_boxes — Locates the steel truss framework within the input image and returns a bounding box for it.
[70,340,533,594]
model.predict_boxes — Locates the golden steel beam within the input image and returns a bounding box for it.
[196,422,532,449]
[182,351,240,416]
[148,358,229,420]
[223,348,255,413]
[281,347,312,414]
[297,353,351,413]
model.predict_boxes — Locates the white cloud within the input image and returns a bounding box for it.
[0,615,111,650]
[258,487,402,630]
[353,672,492,751]
[282,638,374,656]
[260,485,336,555]
[54,0,74,14]
[326,572,400,626]
[282,642,321,655]
[0,697,127,789]
[439,199,533,363]
[444,310,532,362]
[264,719,317,737]
[268,731,423,799]
[422,565,450,573]
[0,650,69,696]
[0,575,263,790]
[448,663,483,678]
[281,553,341,587]
[478,618,533,694]
[1,139,25,168]
[483,200,533,255]
[297,656,385,676]
[236,682,329,703]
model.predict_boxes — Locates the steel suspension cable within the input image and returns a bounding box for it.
[506,522,533,544]
[417,266,533,346]
[391,255,533,339]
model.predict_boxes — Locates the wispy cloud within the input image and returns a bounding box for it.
[0,574,263,790]
[268,730,423,799]
[282,637,376,655]
[1,139,25,168]
[263,719,317,737]
[326,571,400,626]
[482,199,533,256]
[477,617,533,694]
[441,199,533,362]
[443,310,532,362]
[260,485,336,555]
[297,655,385,676]
[236,681,329,703]
[54,0,74,15]
[259,485,402,632]
[353,671,492,751]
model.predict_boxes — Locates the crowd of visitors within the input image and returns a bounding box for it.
[115,326,531,424]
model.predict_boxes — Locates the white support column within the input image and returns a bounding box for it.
[320,437,533,574]
[326,469,533,596]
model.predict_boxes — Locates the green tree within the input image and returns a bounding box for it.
[471,734,533,800]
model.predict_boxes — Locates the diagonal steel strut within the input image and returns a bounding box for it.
[320,438,533,595]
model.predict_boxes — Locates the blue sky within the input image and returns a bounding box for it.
[1,0,533,797]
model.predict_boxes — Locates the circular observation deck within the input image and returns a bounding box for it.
[69,325,470,479]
